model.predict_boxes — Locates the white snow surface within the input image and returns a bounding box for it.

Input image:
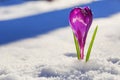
[0,0,120,80]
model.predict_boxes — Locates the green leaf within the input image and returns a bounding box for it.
[86,25,98,62]
[73,33,80,60]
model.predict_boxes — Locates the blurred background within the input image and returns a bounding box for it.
[0,0,120,45]
[0,0,84,45]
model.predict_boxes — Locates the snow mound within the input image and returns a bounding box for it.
[35,57,120,80]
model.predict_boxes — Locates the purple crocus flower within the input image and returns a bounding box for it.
[69,7,93,59]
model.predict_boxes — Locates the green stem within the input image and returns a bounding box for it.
[73,33,80,60]
[86,25,98,62]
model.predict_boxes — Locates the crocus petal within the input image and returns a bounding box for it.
[69,7,93,59]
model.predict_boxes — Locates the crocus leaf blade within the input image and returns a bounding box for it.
[73,33,80,60]
[86,25,98,62]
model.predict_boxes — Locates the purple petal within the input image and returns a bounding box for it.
[69,7,93,59]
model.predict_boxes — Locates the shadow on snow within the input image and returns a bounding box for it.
[0,0,44,6]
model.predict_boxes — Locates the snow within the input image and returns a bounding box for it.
[0,0,120,80]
